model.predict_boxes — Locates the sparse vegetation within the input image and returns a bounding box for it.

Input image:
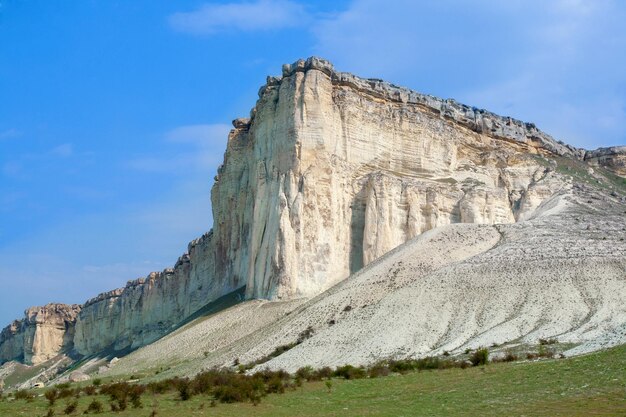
[14,389,34,401]
[63,399,78,414]
[1,345,624,416]
[45,387,59,406]
[470,348,489,366]
[85,398,104,413]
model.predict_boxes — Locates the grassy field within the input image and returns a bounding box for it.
[1,344,625,417]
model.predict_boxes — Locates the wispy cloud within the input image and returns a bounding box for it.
[168,0,308,35]
[126,123,230,174]
[50,143,73,157]
[0,128,21,140]
[310,0,626,148]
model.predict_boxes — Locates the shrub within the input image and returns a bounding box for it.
[57,388,75,399]
[416,357,443,370]
[64,400,78,415]
[333,365,366,380]
[539,338,558,345]
[14,389,35,401]
[470,348,489,366]
[129,385,145,408]
[147,380,172,395]
[325,380,332,393]
[92,379,102,387]
[45,388,59,406]
[174,378,192,401]
[295,366,314,381]
[538,345,555,359]
[44,408,55,417]
[493,350,518,363]
[312,366,333,380]
[367,363,390,378]
[82,385,97,396]
[85,399,104,414]
[100,382,130,410]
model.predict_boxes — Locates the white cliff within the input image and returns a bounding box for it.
[1,57,624,366]
[0,304,80,365]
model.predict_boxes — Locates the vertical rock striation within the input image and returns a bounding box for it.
[0,304,80,365]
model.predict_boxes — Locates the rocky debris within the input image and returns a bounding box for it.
[69,371,90,382]
[99,188,626,376]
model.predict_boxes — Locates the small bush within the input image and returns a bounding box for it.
[325,380,332,393]
[100,382,131,411]
[146,380,172,395]
[92,379,102,387]
[538,345,555,359]
[85,399,104,414]
[45,388,59,406]
[64,400,78,415]
[539,338,558,345]
[57,388,75,400]
[295,366,314,381]
[82,385,97,396]
[312,366,333,380]
[129,385,145,408]
[174,378,192,401]
[367,363,390,378]
[493,350,518,363]
[470,348,489,366]
[44,408,55,417]
[333,365,366,380]
[14,389,35,401]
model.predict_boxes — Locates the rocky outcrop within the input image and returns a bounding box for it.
[73,231,221,355]
[218,57,570,301]
[1,57,624,365]
[585,146,626,177]
[0,304,80,365]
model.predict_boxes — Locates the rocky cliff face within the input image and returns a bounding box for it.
[585,146,626,177]
[1,57,624,365]
[0,304,80,365]
[216,57,572,301]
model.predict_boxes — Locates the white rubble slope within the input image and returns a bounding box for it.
[105,185,625,376]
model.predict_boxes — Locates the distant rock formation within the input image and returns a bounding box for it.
[1,57,624,366]
[585,146,626,177]
[0,304,80,365]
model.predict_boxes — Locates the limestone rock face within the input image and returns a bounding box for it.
[0,304,80,365]
[585,146,626,177]
[215,57,571,301]
[2,57,623,363]
[73,231,220,355]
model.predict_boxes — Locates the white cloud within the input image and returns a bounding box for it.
[168,0,308,35]
[0,128,21,140]
[127,123,230,174]
[310,0,626,148]
[50,143,73,157]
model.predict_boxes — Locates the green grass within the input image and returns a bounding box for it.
[2,344,625,417]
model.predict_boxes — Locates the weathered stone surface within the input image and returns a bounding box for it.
[69,371,90,382]
[1,57,624,366]
[216,57,572,302]
[585,146,626,177]
[0,304,80,365]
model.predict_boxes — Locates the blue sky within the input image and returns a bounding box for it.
[1,0,625,325]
